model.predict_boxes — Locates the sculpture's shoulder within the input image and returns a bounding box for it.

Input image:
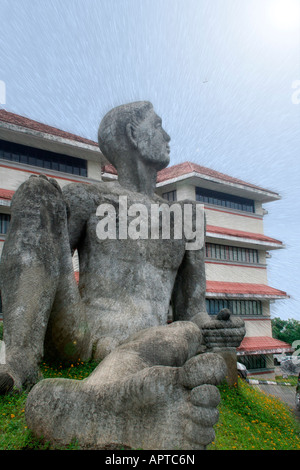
[62,180,122,208]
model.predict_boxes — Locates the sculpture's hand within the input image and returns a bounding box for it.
[191,309,246,350]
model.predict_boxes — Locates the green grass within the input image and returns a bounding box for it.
[209,379,300,450]
[0,359,98,450]
[274,375,298,386]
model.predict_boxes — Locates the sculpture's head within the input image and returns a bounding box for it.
[98,101,171,171]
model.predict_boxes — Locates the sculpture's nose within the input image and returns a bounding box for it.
[163,129,171,142]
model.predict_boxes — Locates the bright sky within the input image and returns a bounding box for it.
[0,0,299,321]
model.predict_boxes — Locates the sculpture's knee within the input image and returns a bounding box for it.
[93,336,121,361]
[119,322,202,368]
[2,175,69,272]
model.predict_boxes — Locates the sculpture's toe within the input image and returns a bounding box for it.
[180,352,227,389]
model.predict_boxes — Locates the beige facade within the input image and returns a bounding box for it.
[205,262,268,285]
[0,161,102,191]
[245,319,273,338]
[204,206,264,234]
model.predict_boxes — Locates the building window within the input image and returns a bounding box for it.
[206,299,262,316]
[238,355,266,370]
[0,139,87,177]
[196,187,255,213]
[162,190,177,202]
[206,243,259,264]
[0,214,10,234]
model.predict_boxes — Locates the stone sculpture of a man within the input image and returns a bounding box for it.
[0,102,245,449]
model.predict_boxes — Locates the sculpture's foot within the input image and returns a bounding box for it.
[25,350,226,449]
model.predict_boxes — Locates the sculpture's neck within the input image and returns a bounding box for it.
[117,158,157,198]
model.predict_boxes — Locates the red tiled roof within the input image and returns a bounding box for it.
[102,164,117,175]
[206,225,282,245]
[0,188,14,200]
[103,161,279,196]
[237,336,293,353]
[0,110,98,147]
[156,161,279,195]
[206,281,287,297]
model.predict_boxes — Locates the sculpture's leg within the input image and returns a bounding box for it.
[26,321,226,450]
[0,176,90,393]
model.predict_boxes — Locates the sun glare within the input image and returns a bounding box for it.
[267,0,300,31]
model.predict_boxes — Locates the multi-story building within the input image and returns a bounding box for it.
[0,111,291,379]
[155,162,291,379]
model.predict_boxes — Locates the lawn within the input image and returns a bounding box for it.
[0,359,99,450]
[209,379,300,450]
[0,358,299,450]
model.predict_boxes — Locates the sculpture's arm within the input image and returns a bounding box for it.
[172,202,208,323]
[172,243,209,323]
[172,204,245,350]
[62,183,95,253]
[172,245,245,349]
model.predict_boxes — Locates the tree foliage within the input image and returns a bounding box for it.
[271,317,300,346]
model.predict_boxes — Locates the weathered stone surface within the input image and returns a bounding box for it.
[191,313,245,350]
[26,322,227,450]
[0,101,245,449]
[217,308,231,321]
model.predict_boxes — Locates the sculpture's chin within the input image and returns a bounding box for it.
[149,154,170,171]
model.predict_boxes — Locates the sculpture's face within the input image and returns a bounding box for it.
[135,108,171,170]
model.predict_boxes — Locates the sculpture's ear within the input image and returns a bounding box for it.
[126,123,138,149]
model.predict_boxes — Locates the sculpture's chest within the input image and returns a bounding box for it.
[84,194,186,270]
